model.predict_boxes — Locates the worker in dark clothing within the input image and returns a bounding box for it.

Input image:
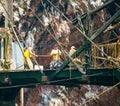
[0,11,5,27]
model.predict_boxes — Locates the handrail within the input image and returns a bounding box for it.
[92,42,120,68]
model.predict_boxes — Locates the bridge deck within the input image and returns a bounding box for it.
[0,68,119,89]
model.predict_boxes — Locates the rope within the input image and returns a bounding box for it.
[15,0,120,74]
[40,0,85,73]
[1,0,120,74]
[20,0,84,74]
[92,42,120,68]
[0,1,45,75]
[46,0,120,70]
[80,82,120,106]
[0,2,119,105]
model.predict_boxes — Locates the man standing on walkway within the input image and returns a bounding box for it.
[50,44,62,69]
[24,46,38,69]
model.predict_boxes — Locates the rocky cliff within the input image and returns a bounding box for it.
[13,0,120,106]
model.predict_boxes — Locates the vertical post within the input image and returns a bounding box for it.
[20,88,24,106]
[84,14,93,70]
[5,1,24,105]
[5,0,13,60]
[1,0,12,61]
[5,0,13,27]
[1,38,4,59]
[0,1,5,60]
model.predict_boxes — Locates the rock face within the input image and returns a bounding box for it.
[24,85,120,106]
[14,0,120,106]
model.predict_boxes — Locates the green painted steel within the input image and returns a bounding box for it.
[0,68,119,87]
[72,0,118,25]
[0,101,15,106]
[51,9,120,78]
[0,1,120,106]
[0,68,119,106]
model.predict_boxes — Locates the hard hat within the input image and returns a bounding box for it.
[71,46,76,49]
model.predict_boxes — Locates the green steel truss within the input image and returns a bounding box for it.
[0,0,120,105]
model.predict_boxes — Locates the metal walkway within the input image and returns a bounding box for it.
[0,0,120,105]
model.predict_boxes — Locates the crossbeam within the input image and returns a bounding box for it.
[0,67,119,106]
[73,0,119,25]
[51,9,120,79]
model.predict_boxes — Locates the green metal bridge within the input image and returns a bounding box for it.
[0,67,119,105]
[0,0,120,105]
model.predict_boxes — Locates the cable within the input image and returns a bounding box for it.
[20,0,120,75]
[46,0,115,61]
[40,0,86,73]
[46,0,120,70]
[21,0,85,74]
[80,81,120,106]
[0,3,119,104]
[4,0,120,75]
[12,1,120,105]
[12,2,112,71]
[0,1,45,75]
[1,0,119,74]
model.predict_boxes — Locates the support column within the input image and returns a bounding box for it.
[5,0,13,27]
[5,0,13,60]
[20,88,24,106]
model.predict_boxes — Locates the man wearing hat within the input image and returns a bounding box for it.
[69,46,76,56]
[69,46,82,65]
[50,44,62,69]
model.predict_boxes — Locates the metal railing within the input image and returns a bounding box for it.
[92,42,120,68]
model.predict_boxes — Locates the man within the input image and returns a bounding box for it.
[24,46,38,69]
[50,45,62,69]
[69,46,76,56]
[69,46,82,63]
[69,46,85,74]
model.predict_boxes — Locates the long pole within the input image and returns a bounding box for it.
[20,88,24,106]
[5,0,13,60]
[2,1,24,106]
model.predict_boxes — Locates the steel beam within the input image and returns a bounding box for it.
[0,68,119,106]
[51,9,120,78]
[73,0,119,25]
